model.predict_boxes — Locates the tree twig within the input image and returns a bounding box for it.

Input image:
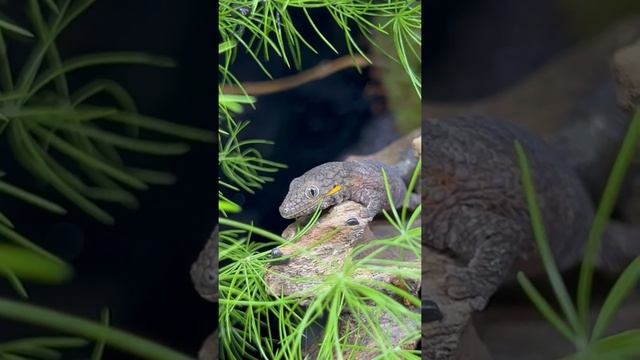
[221,54,370,96]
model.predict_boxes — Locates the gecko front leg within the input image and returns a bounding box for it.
[432,207,525,310]
[362,197,385,218]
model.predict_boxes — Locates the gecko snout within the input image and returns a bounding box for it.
[278,202,295,219]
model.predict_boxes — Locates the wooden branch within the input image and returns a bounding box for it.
[221,54,370,96]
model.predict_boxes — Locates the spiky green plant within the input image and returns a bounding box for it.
[0,298,192,360]
[218,0,422,210]
[0,1,213,359]
[218,0,421,96]
[218,1,422,358]
[218,160,421,359]
[0,0,212,292]
[515,107,640,359]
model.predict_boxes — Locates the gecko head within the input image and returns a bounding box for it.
[190,252,217,302]
[279,173,343,219]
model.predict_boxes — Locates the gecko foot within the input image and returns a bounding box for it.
[445,265,489,311]
[358,207,378,220]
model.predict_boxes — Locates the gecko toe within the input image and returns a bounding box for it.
[445,266,488,311]
[359,208,376,219]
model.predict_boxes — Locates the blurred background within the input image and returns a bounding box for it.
[425,1,640,359]
[425,0,640,100]
[0,0,215,358]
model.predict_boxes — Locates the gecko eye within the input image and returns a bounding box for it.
[270,248,283,258]
[345,218,359,226]
[205,269,216,284]
[305,185,319,199]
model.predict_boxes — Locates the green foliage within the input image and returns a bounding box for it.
[0,0,212,290]
[0,244,72,298]
[218,90,286,214]
[218,0,421,96]
[0,336,88,360]
[515,107,640,359]
[218,1,422,358]
[219,115,287,195]
[0,0,212,225]
[370,25,421,134]
[0,1,212,359]
[218,161,421,359]
[0,297,193,360]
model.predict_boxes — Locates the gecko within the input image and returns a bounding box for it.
[278,159,406,219]
[190,226,218,303]
[279,142,421,221]
[423,116,640,311]
[190,227,218,360]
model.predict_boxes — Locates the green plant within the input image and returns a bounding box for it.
[0,299,192,360]
[218,0,422,211]
[515,107,640,359]
[218,0,421,97]
[218,1,421,358]
[218,160,421,359]
[0,1,213,359]
[0,0,212,290]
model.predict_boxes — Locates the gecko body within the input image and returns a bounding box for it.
[424,116,640,310]
[279,159,413,219]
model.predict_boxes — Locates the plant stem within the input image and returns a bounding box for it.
[219,217,285,243]
[515,141,587,344]
[577,107,640,330]
[0,298,194,360]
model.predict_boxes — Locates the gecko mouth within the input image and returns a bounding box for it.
[279,198,325,219]
[279,205,314,219]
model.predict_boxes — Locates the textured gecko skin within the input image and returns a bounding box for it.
[423,116,597,310]
[190,226,218,302]
[279,159,409,219]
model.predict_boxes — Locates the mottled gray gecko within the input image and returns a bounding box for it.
[423,116,640,310]
[190,226,218,303]
[190,227,218,359]
[279,158,418,220]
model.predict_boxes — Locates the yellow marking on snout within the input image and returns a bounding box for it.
[324,185,342,197]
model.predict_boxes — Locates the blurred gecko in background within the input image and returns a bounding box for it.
[422,116,640,311]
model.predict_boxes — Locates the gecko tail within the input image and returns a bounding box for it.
[391,146,419,184]
[598,221,640,273]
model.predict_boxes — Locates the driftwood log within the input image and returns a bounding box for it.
[265,201,422,359]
